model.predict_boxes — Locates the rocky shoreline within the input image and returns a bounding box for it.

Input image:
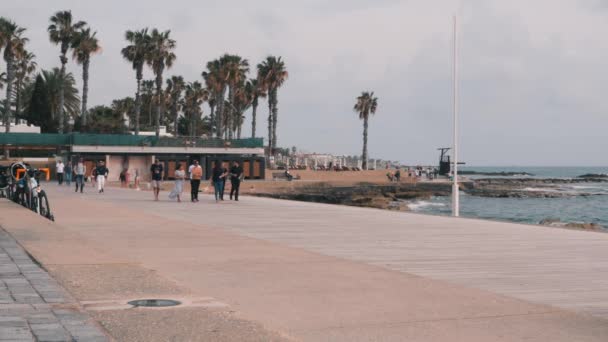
[462,177,608,198]
[253,182,451,211]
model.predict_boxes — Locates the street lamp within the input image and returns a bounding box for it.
[452,15,460,217]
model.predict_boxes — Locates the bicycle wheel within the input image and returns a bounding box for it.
[38,190,54,221]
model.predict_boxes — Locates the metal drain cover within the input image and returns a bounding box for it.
[128,299,181,307]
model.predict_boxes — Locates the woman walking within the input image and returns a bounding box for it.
[169,163,185,202]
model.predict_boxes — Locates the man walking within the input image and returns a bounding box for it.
[95,161,109,193]
[229,161,243,201]
[56,160,65,185]
[189,160,202,202]
[150,159,164,201]
[74,158,86,193]
[211,162,227,202]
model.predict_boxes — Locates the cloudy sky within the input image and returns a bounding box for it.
[4,0,608,166]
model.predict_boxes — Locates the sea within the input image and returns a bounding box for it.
[408,166,608,227]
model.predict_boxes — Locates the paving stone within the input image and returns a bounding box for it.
[0,326,34,340]
[0,316,28,327]
[26,313,58,324]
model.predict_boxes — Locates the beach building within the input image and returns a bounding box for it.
[0,120,41,134]
[0,132,266,181]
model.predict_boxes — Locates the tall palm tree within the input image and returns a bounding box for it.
[223,54,249,140]
[182,81,209,137]
[249,78,266,138]
[234,80,254,139]
[72,27,100,131]
[202,57,228,138]
[121,28,150,135]
[0,18,27,136]
[47,10,86,134]
[14,50,36,124]
[146,28,176,138]
[141,79,155,128]
[257,56,288,153]
[165,75,184,136]
[354,91,378,170]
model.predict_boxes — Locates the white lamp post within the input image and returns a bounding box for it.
[452,15,460,217]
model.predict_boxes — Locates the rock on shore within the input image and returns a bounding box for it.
[253,182,452,211]
[462,178,608,198]
[539,218,605,231]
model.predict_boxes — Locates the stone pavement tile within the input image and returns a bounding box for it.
[30,323,71,342]
[0,326,34,341]
[25,312,59,324]
[0,316,28,327]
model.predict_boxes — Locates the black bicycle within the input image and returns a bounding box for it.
[9,162,54,221]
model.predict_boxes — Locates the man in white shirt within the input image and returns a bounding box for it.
[56,160,65,185]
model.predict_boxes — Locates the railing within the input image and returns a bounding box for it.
[0,133,264,148]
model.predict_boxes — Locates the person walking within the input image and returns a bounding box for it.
[169,163,185,202]
[189,160,203,202]
[220,162,228,200]
[74,158,86,193]
[56,160,65,185]
[150,159,164,201]
[65,161,73,186]
[229,161,243,201]
[211,162,227,202]
[95,161,109,193]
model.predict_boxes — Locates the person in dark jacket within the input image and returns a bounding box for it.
[229,161,243,201]
[95,161,109,193]
[211,162,227,202]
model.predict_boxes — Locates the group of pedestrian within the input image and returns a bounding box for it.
[203,160,243,202]
[57,159,108,193]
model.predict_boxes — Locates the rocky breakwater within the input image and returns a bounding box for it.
[253,182,452,211]
[463,177,608,198]
[539,218,605,232]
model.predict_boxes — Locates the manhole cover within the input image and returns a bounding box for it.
[128,299,181,307]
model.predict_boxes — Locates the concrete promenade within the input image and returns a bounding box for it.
[2,183,608,341]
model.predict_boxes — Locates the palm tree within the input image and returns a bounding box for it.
[72,27,100,131]
[182,81,209,137]
[141,79,155,128]
[14,50,36,124]
[146,28,176,138]
[249,78,266,138]
[165,75,184,136]
[0,18,27,136]
[223,54,249,139]
[121,28,150,135]
[233,80,254,139]
[354,91,378,170]
[257,56,288,153]
[42,68,81,123]
[202,58,228,138]
[47,10,86,133]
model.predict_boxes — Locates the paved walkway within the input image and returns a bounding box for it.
[0,228,108,341]
[2,183,608,341]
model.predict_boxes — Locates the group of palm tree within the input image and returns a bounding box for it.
[119,29,289,154]
[0,11,99,138]
[2,10,379,167]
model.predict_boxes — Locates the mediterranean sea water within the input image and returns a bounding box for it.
[409,166,608,227]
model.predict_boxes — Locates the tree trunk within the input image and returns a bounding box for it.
[251,98,257,138]
[58,54,67,134]
[155,73,163,138]
[267,93,273,155]
[134,68,142,135]
[228,86,234,140]
[5,55,14,133]
[272,89,278,150]
[173,102,179,137]
[3,54,14,159]
[216,88,225,139]
[209,103,215,136]
[81,57,90,130]
[15,76,22,125]
[362,116,368,170]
